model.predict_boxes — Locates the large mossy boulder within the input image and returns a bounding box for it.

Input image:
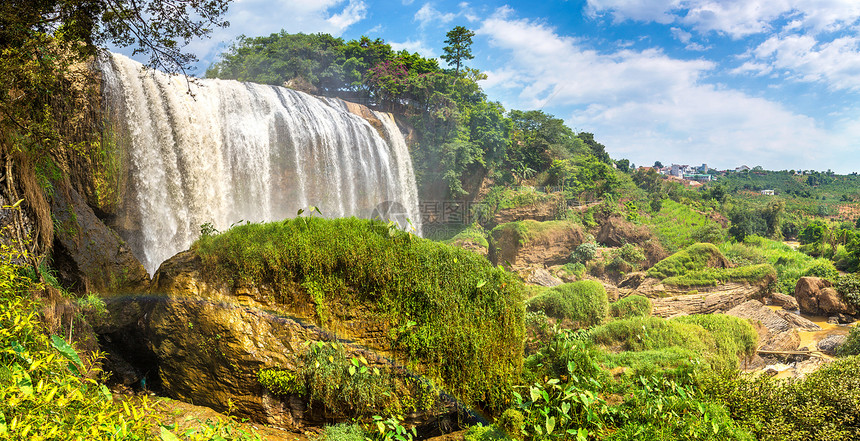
[128,217,524,424]
[488,219,585,268]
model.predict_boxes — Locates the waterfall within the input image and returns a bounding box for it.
[101,53,422,274]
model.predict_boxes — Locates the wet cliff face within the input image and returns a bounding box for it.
[51,184,149,294]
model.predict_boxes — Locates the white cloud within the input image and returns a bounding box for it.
[390,39,437,58]
[327,0,368,30]
[751,34,860,91]
[585,0,681,24]
[685,42,710,51]
[586,0,860,37]
[477,8,845,171]
[729,61,772,76]
[671,27,692,43]
[365,24,384,35]
[414,3,456,28]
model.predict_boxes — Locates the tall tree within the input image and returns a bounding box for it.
[441,26,475,75]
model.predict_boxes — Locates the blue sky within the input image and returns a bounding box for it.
[115,0,860,173]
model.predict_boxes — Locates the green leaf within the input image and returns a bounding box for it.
[476,280,487,288]
[159,426,181,441]
[99,384,113,401]
[50,335,83,374]
[561,401,571,415]
[376,421,386,434]
[10,341,31,366]
[529,387,541,402]
[348,365,356,376]
[545,416,556,434]
[12,363,32,396]
[577,427,588,441]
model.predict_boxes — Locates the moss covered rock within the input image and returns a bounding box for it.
[526,280,609,328]
[134,217,524,423]
[488,220,585,268]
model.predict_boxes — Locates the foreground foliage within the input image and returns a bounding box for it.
[0,244,259,439]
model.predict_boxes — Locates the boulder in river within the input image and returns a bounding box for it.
[794,277,856,316]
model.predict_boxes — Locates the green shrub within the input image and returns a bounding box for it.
[836,326,860,357]
[571,242,598,263]
[257,368,304,396]
[614,243,645,266]
[661,264,776,288]
[719,236,839,295]
[195,217,524,412]
[496,408,525,440]
[646,243,726,280]
[490,219,582,247]
[526,280,608,328]
[721,243,768,267]
[464,425,514,441]
[644,200,724,253]
[301,341,399,416]
[590,316,712,355]
[524,329,606,385]
[558,262,586,280]
[598,347,700,379]
[444,223,489,249]
[609,295,652,319]
[315,423,367,441]
[701,357,860,440]
[590,315,755,372]
[605,396,754,441]
[836,273,860,308]
[671,314,758,371]
[803,260,838,279]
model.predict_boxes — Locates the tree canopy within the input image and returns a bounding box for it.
[440,26,475,75]
[206,30,622,200]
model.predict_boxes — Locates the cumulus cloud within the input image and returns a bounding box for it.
[750,35,860,91]
[390,39,437,58]
[327,0,368,30]
[414,3,457,28]
[586,0,860,37]
[477,8,843,171]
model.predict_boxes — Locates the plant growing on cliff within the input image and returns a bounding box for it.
[301,341,398,417]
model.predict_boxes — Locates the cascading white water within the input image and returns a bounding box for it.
[101,53,422,274]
